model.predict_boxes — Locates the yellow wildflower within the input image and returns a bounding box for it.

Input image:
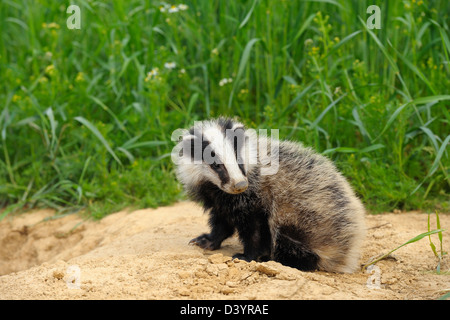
[75,72,85,82]
[45,64,55,76]
[311,46,320,55]
[43,22,60,29]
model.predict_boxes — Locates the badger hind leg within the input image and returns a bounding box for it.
[272,225,319,271]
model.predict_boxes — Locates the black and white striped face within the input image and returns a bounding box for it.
[175,118,257,194]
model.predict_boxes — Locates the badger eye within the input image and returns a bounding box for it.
[211,162,221,170]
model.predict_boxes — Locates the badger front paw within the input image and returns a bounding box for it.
[189,233,221,250]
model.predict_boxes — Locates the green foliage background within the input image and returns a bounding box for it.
[0,0,449,218]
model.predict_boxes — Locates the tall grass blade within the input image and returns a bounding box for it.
[375,95,450,141]
[359,17,399,73]
[304,0,345,10]
[228,38,261,109]
[324,30,362,58]
[280,81,315,118]
[322,147,358,155]
[360,144,385,153]
[352,106,372,141]
[412,95,450,105]
[311,94,346,129]
[0,108,16,185]
[411,134,450,195]
[121,140,167,150]
[323,144,384,155]
[430,20,450,69]
[89,95,128,135]
[390,41,437,94]
[201,64,211,117]
[74,116,123,166]
[44,107,58,157]
[419,126,440,153]
[239,0,259,29]
[284,14,316,49]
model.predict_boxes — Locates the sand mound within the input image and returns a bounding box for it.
[0,201,448,299]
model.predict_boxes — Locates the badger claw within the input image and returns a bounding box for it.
[232,253,251,262]
[189,234,219,250]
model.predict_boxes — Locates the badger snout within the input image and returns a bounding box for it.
[233,180,248,193]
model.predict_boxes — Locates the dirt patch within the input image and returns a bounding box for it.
[0,201,449,299]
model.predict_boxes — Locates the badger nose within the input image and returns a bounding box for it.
[234,180,248,192]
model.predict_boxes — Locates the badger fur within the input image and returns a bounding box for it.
[173,117,366,273]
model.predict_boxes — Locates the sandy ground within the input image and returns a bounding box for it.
[0,201,448,300]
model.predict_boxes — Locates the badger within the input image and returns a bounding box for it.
[172,117,366,273]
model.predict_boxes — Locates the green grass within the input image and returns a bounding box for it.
[0,0,449,218]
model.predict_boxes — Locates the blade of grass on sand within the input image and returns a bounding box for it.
[436,212,443,254]
[362,228,445,270]
[428,213,439,258]
[428,211,445,273]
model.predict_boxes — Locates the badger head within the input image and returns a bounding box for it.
[172,118,257,194]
